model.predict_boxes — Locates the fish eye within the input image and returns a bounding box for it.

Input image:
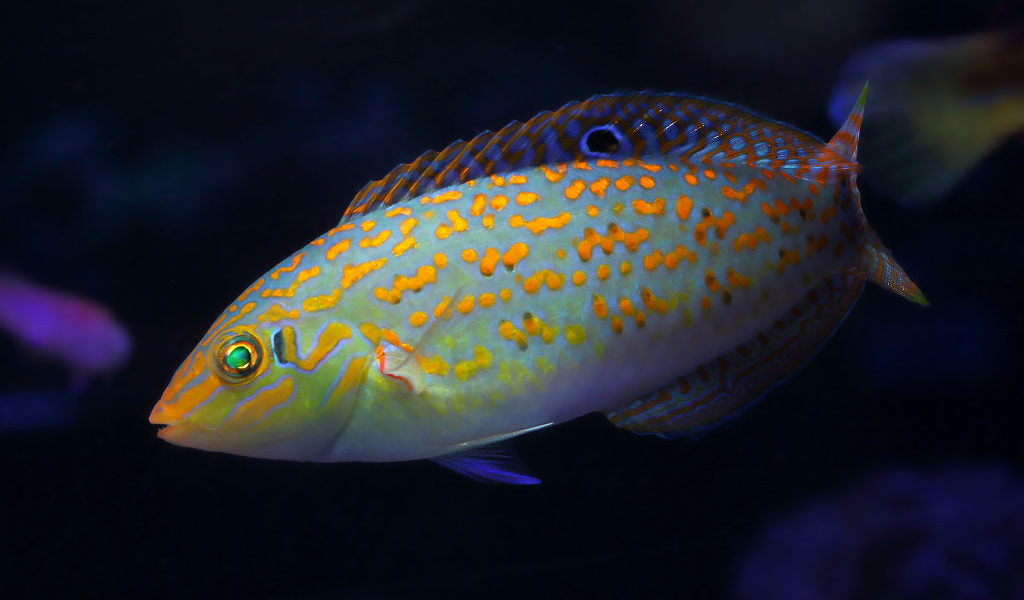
[214,333,263,382]
[581,125,622,155]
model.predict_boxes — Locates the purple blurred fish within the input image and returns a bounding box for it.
[0,272,131,381]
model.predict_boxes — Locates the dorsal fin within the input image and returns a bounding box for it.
[828,82,868,161]
[339,92,854,223]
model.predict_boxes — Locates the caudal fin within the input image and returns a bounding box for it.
[830,83,930,307]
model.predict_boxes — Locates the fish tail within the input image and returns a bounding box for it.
[830,84,929,307]
[854,234,929,307]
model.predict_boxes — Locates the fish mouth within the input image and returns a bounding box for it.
[149,401,192,442]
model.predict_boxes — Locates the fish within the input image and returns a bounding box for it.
[150,86,926,484]
[829,28,1024,205]
[0,272,132,384]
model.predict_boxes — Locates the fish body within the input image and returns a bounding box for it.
[830,29,1024,205]
[151,89,924,481]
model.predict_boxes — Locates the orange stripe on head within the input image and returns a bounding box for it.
[151,372,222,423]
[217,377,296,435]
[322,356,370,411]
[278,323,352,371]
[201,303,257,348]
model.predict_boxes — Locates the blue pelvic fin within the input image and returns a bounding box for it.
[431,444,541,485]
[604,272,864,438]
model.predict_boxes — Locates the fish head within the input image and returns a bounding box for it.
[150,306,367,461]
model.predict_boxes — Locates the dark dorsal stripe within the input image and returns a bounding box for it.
[340,92,848,222]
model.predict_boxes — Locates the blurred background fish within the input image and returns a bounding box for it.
[0,271,131,392]
[829,28,1024,205]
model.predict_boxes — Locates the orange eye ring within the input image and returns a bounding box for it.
[213,333,263,383]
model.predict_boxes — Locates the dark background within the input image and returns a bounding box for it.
[1,0,1021,597]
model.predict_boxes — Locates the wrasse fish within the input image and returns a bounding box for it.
[151,86,926,484]
[830,28,1024,205]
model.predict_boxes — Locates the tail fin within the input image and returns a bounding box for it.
[830,84,930,307]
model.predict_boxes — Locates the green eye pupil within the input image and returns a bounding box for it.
[225,346,252,371]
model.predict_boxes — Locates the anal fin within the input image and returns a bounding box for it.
[604,272,865,438]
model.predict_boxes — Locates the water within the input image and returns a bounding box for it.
[1,1,1021,597]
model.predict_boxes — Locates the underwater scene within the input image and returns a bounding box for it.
[2,0,1023,597]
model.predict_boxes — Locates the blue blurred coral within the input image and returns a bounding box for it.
[733,464,1024,600]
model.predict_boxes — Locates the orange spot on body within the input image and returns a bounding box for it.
[509,212,572,235]
[589,177,610,197]
[432,190,462,204]
[726,268,752,289]
[326,241,351,261]
[643,250,663,271]
[490,194,509,211]
[565,180,586,200]
[501,243,530,270]
[675,195,693,220]
[733,226,772,252]
[614,175,635,191]
[515,191,540,206]
[539,164,566,182]
[359,229,392,248]
[456,295,475,314]
[392,236,416,257]
[632,197,665,216]
[470,193,487,217]
[480,248,500,276]
[663,245,696,268]
[270,253,305,279]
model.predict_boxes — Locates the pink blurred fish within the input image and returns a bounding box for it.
[0,272,132,382]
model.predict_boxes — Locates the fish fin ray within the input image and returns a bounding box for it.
[604,272,864,438]
[338,92,847,222]
[430,443,541,485]
[828,82,867,161]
